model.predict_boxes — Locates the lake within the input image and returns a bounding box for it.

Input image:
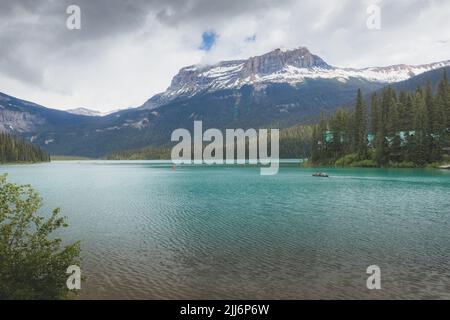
[1,161,449,299]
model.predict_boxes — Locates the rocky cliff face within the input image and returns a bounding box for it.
[1,45,449,157]
[142,46,450,110]
[0,108,45,133]
[144,47,332,108]
[241,47,330,77]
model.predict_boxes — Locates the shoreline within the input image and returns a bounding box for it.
[4,157,450,170]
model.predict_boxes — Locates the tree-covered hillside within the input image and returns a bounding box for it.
[0,77,382,158]
[105,124,313,160]
[311,71,450,167]
[0,133,50,163]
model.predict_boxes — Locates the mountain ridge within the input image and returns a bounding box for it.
[66,107,104,117]
[1,46,449,157]
[141,47,450,110]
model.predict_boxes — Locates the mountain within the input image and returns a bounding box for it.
[0,92,96,134]
[0,92,102,154]
[66,107,132,117]
[66,107,104,117]
[1,46,449,157]
[142,47,450,110]
[382,65,450,92]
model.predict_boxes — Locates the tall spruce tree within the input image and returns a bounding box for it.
[412,90,429,165]
[370,93,379,141]
[354,89,368,159]
[310,72,450,166]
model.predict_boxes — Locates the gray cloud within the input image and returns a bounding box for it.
[0,0,283,85]
[0,0,449,111]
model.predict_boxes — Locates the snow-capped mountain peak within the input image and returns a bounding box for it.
[142,46,450,110]
[66,107,104,117]
[66,107,132,117]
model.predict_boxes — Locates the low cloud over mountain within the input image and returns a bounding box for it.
[0,0,449,112]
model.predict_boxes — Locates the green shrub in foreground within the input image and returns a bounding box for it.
[0,174,81,300]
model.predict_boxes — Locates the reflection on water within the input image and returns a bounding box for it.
[1,161,450,299]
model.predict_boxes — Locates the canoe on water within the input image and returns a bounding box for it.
[312,172,329,177]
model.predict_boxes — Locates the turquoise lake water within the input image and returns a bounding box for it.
[1,161,449,299]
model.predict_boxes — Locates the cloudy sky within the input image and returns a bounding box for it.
[1,0,449,112]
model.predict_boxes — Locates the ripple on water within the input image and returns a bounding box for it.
[1,162,449,299]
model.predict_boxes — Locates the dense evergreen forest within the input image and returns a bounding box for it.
[106,146,172,160]
[106,127,313,160]
[106,71,450,167]
[0,133,50,163]
[311,72,450,167]
[279,125,312,159]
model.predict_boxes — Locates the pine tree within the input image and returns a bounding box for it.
[311,124,320,163]
[329,108,352,159]
[412,91,429,165]
[404,94,414,131]
[354,89,368,159]
[370,93,379,137]
[311,72,450,166]
[0,133,50,163]
[436,70,450,157]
